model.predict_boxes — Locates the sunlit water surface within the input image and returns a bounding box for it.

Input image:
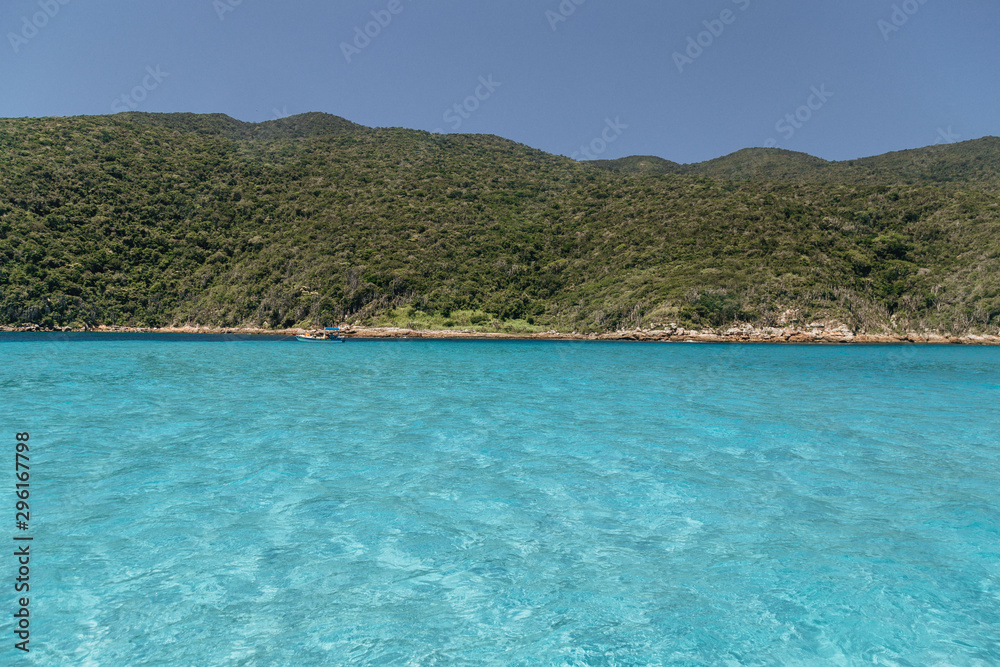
[1,335,998,665]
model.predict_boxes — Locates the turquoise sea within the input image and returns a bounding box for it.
[1,335,999,665]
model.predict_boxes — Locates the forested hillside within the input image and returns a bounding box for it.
[1,113,998,333]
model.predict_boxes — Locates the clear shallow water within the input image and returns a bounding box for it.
[1,336,998,665]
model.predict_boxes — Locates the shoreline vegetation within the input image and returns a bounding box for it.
[2,113,999,336]
[3,323,998,345]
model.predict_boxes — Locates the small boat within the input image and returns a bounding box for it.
[296,327,345,343]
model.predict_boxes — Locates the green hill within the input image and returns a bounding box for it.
[1,112,998,334]
[848,137,1000,191]
[113,111,365,141]
[596,139,1000,192]
[684,148,835,182]
[590,155,682,175]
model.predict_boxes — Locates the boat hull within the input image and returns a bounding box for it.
[296,335,345,343]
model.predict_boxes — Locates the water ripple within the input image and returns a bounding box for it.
[1,339,998,664]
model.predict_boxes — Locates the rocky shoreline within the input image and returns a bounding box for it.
[2,323,999,345]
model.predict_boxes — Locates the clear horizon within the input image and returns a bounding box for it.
[2,0,997,164]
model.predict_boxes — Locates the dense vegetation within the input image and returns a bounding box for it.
[1,112,998,333]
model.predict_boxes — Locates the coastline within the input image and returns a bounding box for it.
[2,324,999,345]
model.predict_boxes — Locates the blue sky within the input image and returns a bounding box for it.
[1,0,997,164]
